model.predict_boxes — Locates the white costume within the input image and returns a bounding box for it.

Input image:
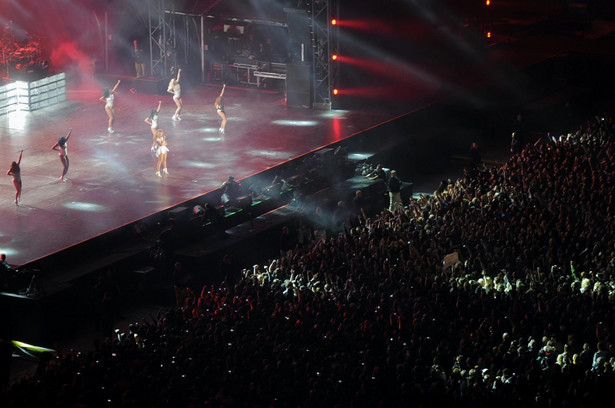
[155,136,169,157]
[105,94,114,109]
[150,114,158,129]
[171,83,181,99]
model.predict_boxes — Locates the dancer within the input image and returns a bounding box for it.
[215,83,227,134]
[7,150,23,206]
[145,101,162,137]
[52,128,72,182]
[99,80,121,133]
[167,68,182,121]
[152,129,169,177]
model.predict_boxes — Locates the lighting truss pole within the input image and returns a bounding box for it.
[149,0,206,82]
[311,0,331,109]
[331,0,339,101]
[148,0,176,77]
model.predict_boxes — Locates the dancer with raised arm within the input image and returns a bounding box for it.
[152,129,169,177]
[99,80,121,133]
[52,128,72,182]
[167,69,182,121]
[7,150,23,206]
[215,83,227,134]
[145,101,162,137]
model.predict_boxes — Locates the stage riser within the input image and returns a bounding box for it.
[134,77,168,95]
[97,74,170,95]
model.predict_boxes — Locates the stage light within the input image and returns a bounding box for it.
[486,0,491,5]
[193,205,204,216]
[331,54,338,61]
[64,201,107,212]
[12,340,57,354]
[333,89,339,95]
[183,160,216,169]
[331,19,337,26]
[271,119,318,127]
[486,31,492,38]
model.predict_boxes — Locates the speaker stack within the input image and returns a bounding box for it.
[286,63,311,107]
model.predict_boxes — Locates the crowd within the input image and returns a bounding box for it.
[2,114,615,407]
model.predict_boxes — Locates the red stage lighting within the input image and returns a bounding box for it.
[331,54,338,61]
[331,19,337,26]
[486,0,491,5]
[333,89,339,95]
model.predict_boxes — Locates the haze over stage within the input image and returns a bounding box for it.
[0,78,392,269]
[2,0,615,286]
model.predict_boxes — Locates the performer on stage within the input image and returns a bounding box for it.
[145,101,162,137]
[52,128,72,182]
[99,80,121,133]
[7,150,23,206]
[215,83,227,134]
[132,40,146,78]
[152,129,169,177]
[167,69,182,121]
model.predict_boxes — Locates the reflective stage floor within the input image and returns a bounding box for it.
[2,17,615,271]
[0,74,400,268]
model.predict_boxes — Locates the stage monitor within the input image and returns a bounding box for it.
[287,63,311,107]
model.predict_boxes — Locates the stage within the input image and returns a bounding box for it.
[0,72,397,270]
[2,14,615,283]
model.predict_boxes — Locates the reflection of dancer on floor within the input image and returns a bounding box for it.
[7,150,23,206]
[99,80,121,133]
[152,129,169,177]
[167,69,182,121]
[52,128,72,182]
[145,101,162,137]
[215,83,227,134]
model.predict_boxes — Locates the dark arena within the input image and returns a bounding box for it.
[3,0,615,406]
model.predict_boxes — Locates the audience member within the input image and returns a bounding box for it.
[366,163,387,181]
[387,169,402,211]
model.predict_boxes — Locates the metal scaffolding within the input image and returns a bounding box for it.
[311,0,331,109]
[147,0,206,82]
[148,0,170,77]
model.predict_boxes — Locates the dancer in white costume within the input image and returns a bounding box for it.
[152,129,169,177]
[99,80,121,133]
[167,69,182,121]
[145,101,162,137]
